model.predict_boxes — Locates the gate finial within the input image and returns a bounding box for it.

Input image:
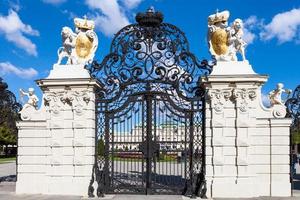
[135,7,163,26]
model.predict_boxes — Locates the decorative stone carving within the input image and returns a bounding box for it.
[44,93,63,116]
[208,88,257,113]
[56,16,98,66]
[272,104,287,118]
[248,90,257,100]
[74,104,84,116]
[208,89,231,113]
[269,83,291,106]
[44,90,91,115]
[232,88,257,113]
[207,10,247,61]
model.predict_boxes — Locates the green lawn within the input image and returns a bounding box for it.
[0,157,16,164]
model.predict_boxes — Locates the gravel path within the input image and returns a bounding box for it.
[1,162,300,199]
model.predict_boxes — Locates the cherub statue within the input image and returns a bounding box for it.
[56,26,77,65]
[269,83,292,106]
[228,18,247,61]
[19,88,39,110]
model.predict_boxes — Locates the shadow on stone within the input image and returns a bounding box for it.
[0,175,16,183]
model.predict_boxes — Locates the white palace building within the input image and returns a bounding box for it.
[113,124,187,151]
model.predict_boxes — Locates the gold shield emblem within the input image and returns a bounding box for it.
[75,33,93,59]
[211,29,228,55]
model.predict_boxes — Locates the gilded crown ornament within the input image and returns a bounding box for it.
[74,16,95,30]
[56,16,98,66]
[207,10,247,61]
[208,10,229,26]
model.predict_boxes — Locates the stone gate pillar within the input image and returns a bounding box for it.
[16,16,100,196]
[202,61,292,198]
[16,65,100,196]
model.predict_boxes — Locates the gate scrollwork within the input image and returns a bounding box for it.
[87,7,214,107]
[87,7,215,198]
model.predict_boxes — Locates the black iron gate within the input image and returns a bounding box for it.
[87,8,214,198]
[97,93,205,195]
[286,85,300,195]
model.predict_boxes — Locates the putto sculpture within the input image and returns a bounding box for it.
[207,10,247,61]
[19,88,39,110]
[56,16,98,65]
[269,83,292,106]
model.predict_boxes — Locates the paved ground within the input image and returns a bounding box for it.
[1,161,300,199]
[0,162,15,177]
[0,194,300,200]
[0,162,16,181]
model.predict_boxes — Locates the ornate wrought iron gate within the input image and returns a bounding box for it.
[87,8,214,197]
[286,85,300,194]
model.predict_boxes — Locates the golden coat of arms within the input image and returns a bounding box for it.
[75,32,93,59]
[210,28,228,55]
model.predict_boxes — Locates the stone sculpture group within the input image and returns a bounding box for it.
[207,10,247,61]
[56,17,98,66]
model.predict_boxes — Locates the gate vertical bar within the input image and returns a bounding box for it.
[145,94,153,194]
[189,111,195,198]
[201,97,207,198]
[104,111,110,193]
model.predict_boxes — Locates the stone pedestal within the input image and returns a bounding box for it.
[16,65,100,196]
[202,61,292,198]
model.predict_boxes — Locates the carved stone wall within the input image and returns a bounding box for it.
[16,61,291,198]
[16,77,99,196]
[202,64,291,198]
[16,119,48,194]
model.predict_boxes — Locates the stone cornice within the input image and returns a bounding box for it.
[201,74,268,85]
[36,78,102,90]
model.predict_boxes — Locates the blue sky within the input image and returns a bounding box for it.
[0,0,300,104]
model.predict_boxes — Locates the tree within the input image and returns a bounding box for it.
[0,78,22,154]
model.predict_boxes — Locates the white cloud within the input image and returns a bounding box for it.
[243,27,256,44]
[0,10,39,56]
[62,9,77,20]
[8,0,21,12]
[0,62,38,79]
[242,15,264,44]
[86,0,129,37]
[122,0,143,9]
[42,0,67,5]
[244,16,259,29]
[260,8,300,43]
[85,0,143,37]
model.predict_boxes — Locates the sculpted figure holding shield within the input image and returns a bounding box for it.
[56,16,98,66]
[207,10,247,61]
